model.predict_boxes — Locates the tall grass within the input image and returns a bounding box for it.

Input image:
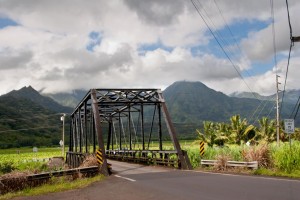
[184,140,300,174]
[272,140,300,173]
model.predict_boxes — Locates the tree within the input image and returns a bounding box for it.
[230,115,255,145]
[214,122,231,146]
[196,121,216,147]
[256,117,276,143]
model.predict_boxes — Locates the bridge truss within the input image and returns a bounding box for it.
[66,89,192,174]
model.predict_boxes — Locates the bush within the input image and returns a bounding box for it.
[242,144,272,168]
[273,141,300,173]
[0,162,16,174]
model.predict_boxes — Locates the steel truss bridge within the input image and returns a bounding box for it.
[66,88,192,175]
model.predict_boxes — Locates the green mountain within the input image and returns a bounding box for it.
[0,86,71,148]
[230,90,300,104]
[43,90,87,109]
[0,82,297,148]
[6,86,73,113]
[164,81,294,124]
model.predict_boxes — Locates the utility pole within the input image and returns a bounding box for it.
[61,113,66,157]
[276,75,281,146]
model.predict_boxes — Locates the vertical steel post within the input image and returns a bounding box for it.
[92,114,96,153]
[119,112,122,150]
[79,109,82,152]
[158,104,163,151]
[128,105,132,150]
[107,120,112,150]
[157,90,192,170]
[111,120,114,150]
[91,89,109,176]
[84,102,88,153]
[69,117,73,152]
[141,104,145,150]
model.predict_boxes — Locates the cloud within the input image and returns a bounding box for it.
[0,0,299,96]
[0,50,32,70]
[123,0,185,26]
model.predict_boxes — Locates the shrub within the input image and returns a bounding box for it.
[242,144,272,168]
[0,162,16,174]
[273,141,300,173]
[215,153,232,171]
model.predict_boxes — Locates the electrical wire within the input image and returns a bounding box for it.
[290,96,300,118]
[270,0,278,74]
[279,42,293,115]
[191,0,276,124]
[191,0,257,98]
[0,113,64,122]
[280,0,294,115]
[0,125,60,133]
[293,101,300,119]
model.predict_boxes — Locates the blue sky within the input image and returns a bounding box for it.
[0,18,18,28]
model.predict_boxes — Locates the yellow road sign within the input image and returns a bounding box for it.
[200,141,205,156]
[96,149,103,165]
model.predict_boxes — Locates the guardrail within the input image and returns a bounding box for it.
[201,160,258,169]
[106,150,179,168]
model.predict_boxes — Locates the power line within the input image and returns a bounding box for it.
[190,0,257,99]
[290,96,300,118]
[0,125,60,133]
[191,0,275,123]
[279,39,293,115]
[270,0,278,74]
[0,113,63,122]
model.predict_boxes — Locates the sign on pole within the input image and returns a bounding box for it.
[284,119,295,134]
[33,147,38,153]
[200,141,205,156]
[96,149,103,165]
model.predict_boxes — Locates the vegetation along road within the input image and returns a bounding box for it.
[13,160,300,200]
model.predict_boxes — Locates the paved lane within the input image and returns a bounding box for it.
[14,160,300,200]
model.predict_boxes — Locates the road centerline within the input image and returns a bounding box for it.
[114,175,136,182]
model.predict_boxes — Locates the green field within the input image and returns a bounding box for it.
[1,140,300,178]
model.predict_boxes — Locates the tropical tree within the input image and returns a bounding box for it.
[196,121,216,147]
[256,117,276,143]
[214,122,231,146]
[230,115,255,145]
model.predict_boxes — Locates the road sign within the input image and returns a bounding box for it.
[32,147,38,153]
[96,149,103,165]
[284,119,295,134]
[200,141,205,156]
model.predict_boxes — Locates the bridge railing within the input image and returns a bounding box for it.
[106,150,180,168]
[66,151,87,168]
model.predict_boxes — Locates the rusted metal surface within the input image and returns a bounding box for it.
[68,88,192,170]
[106,150,179,168]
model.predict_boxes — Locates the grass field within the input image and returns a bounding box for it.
[1,140,300,177]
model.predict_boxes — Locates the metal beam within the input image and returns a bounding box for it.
[91,89,109,176]
[157,90,192,170]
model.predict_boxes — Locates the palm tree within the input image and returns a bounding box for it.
[214,122,231,146]
[196,121,216,147]
[256,117,276,143]
[230,115,255,145]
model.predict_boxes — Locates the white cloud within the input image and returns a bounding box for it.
[0,0,299,96]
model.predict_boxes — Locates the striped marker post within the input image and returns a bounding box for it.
[200,141,205,156]
[96,149,103,165]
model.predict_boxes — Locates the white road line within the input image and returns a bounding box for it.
[191,170,300,183]
[115,175,136,182]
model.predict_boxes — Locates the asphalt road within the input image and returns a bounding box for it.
[14,160,300,200]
